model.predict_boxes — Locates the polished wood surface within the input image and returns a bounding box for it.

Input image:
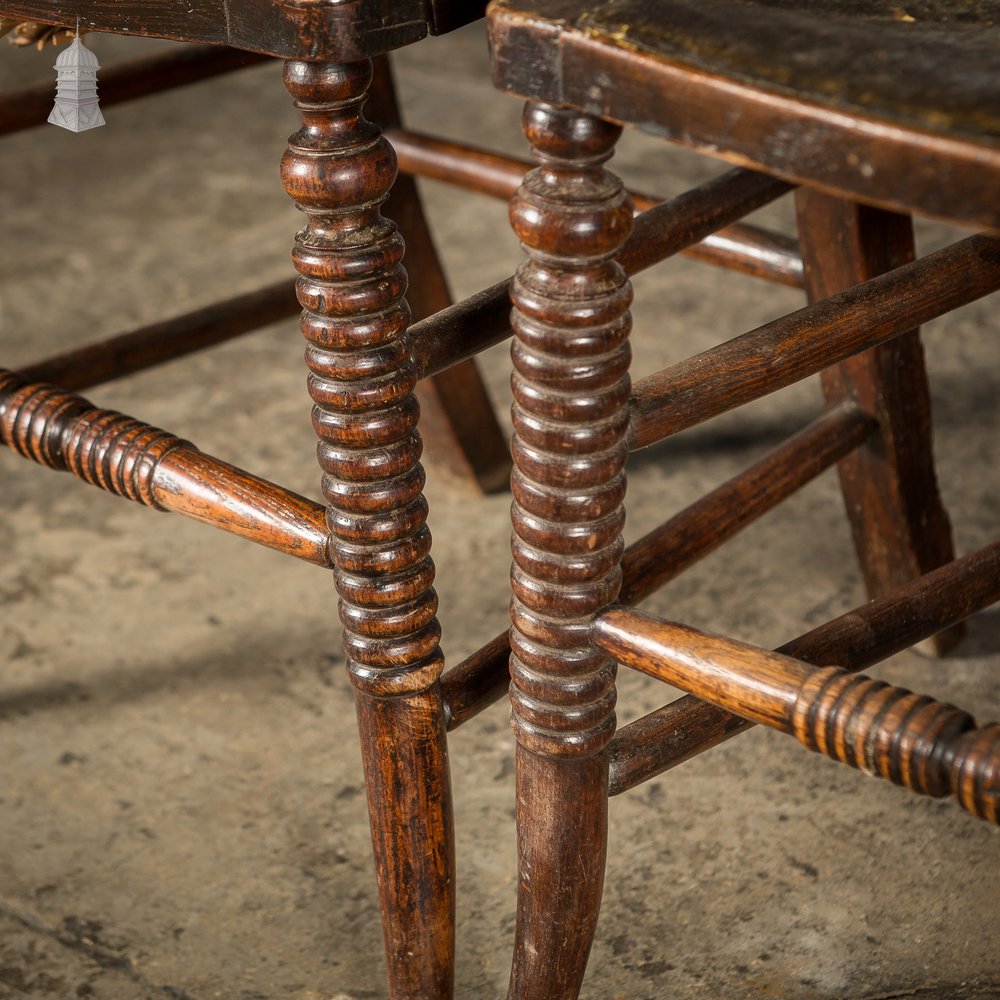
[0,369,331,564]
[389,127,804,287]
[506,102,631,1000]
[608,540,1000,794]
[441,403,875,730]
[594,605,1000,824]
[411,168,793,381]
[281,58,454,1000]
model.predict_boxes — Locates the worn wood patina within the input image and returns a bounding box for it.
[489,0,1000,229]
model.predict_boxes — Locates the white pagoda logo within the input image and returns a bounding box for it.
[48,33,105,132]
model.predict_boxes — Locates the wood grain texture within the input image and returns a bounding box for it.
[487,0,1000,230]
[607,541,1000,794]
[441,404,873,730]
[629,233,1000,449]
[0,369,330,565]
[0,0,483,58]
[593,607,1000,824]
[281,58,454,1000]
[506,101,632,1000]
[796,191,961,654]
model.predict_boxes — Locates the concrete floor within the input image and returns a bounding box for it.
[0,23,998,1000]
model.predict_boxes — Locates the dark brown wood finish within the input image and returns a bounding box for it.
[412,168,794,382]
[388,128,804,287]
[594,606,1000,824]
[0,369,330,564]
[796,191,961,654]
[629,233,1000,449]
[607,541,1000,795]
[441,403,874,729]
[369,56,511,494]
[0,0,487,58]
[21,280,299,390]
[506,101,632,1000]
[0,44,268,138]
[281,59,454,1000]
[488,0,1000,230]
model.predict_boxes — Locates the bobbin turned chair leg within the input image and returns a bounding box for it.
[794,191,962,654]
[507,102,633,1000]
[281,59,454,1000]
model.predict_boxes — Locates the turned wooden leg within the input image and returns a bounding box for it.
[507,103,633,1000]
[794,191,962,654]
[368,57,511,494]
[281,59,454,1000]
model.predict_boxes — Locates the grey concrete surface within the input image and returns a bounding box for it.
[0,22,998,1000]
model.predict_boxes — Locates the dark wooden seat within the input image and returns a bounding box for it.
[487,2,1000,998]
[490,0,1000,230]
[0,0,487,58]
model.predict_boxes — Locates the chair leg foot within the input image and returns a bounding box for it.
[508,751,609,1000]
[356,689,455,1000]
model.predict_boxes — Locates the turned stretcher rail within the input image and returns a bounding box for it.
[0,44,268,138]
[440,404,871,728]
[606,541,1000,795]
[414,167,793,381]
[629,233,1000,449]
[388,128,804,287]
[593,596,1000,824]
[21,280,299,390]
[0,370,329,565]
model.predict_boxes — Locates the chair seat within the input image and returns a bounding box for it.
[0,0,487,57]
[490,0,1000,229]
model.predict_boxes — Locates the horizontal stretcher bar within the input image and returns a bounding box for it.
[628,233,1000,449]
[413,167,793,381]
[0,369,330,566]
[593,588,1000,825]
[605,541,1000,796]
[439,404,873,728]
[387,127,804,288]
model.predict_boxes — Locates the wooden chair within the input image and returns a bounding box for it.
[0,5,500,997]
[0,5,825,997]
[485,2,1000,998]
